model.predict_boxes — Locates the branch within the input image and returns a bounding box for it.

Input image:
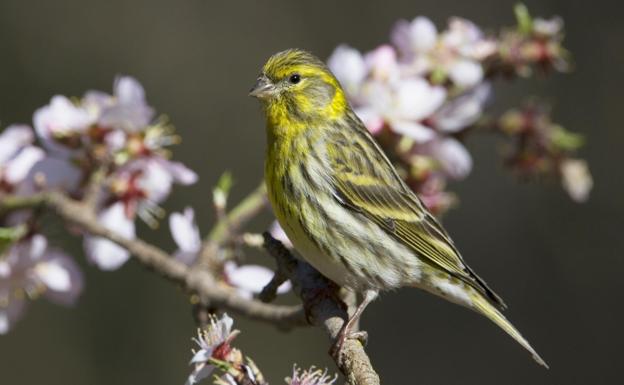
[0,191,306,330]
[82,164,109,210]
[197,182,268,266]
[262,232,380,385]
[0,193,46,216]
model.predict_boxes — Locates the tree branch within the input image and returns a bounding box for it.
[1,190,378,383]
[262,232,380,385]
[0,191,306,330]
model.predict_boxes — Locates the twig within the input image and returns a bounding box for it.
[0,193,46,216]
[0,191,306,330]
[257,232,294,303]
[82,164,109,210]
[1,190,377,383]
[197,183,268,267]
[262,232,380,385]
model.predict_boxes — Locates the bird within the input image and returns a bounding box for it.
[249,48,547,368]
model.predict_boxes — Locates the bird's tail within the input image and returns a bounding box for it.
[470,292,549,368]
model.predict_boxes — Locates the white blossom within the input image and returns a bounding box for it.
[169,208,291,297]
[561,159,592,202]
[84,202,136,270]
[0,235,83,334]
[287,366,337,385]
[185,313,239,385]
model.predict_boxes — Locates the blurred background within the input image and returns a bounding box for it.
[0,0,621,384]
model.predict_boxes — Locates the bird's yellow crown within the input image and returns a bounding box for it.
[250,49,348,133]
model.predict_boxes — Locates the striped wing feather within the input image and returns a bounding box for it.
[326,124,506,309]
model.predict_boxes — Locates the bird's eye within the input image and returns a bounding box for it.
[289,74,301,84]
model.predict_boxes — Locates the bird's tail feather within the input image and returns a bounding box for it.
[471,293,549,368]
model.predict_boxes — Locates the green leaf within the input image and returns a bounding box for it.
[215,171,233,195]
[551,125,585,151]
[514,3,533,35]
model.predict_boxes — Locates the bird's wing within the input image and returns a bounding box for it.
[326,124,505,308]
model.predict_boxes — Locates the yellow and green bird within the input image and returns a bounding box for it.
[250,48,547,367]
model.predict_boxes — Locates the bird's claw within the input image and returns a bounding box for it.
[329,330,369,362]
[349,330,368,346]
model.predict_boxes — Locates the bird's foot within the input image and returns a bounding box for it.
[329,329,369,362]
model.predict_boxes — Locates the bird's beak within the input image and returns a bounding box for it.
[248,74,274,99]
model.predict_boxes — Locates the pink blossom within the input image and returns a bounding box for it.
[169,208,291,297]
[185,313,239,385]
[269,221,292,249]
[84,76,155,132]
[419,137,472,179]
[223,261,291,299]
[0,235,83,334]
[84,202,136,270]
[169,207,202,265]
[287,366,337,385]
[391,16,495,88]
[0,125,36,164]
[430,83,491,133]
[108,156,197,227]
[33,95,93,155]
[364,45,400,82]
[391,16,437,61]
[327,45,367,98]
[0,125,45,190]
[533,16,564,38]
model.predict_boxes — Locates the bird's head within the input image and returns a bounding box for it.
[249,49,348,127]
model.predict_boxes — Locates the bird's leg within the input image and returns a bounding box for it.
[329,289,378,361]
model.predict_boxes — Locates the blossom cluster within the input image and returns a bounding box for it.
[326,5,588,214]
[0,77,198,332]
[185,313,336,385]
[0,76,294,335]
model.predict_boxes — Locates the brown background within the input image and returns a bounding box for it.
[0,0,621,384]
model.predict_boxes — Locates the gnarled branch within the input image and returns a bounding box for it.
[262,232,380,385]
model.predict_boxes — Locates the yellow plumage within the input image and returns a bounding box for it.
[250,48,547,367]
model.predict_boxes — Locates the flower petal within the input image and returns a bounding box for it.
[161,160,199,185]
[169,207,201,255]
[20,156,82,194]
[185,364,214,385]
[4,146,45,185]
[354,107,385,135]
[98,76,154,131]
[33,95,93,154]
[0,125,34,164]
[561,159,593,202]
[391,120,436,142]
[364,45,399,81]
[533,17,564,37]
[433,83,491,132]
[448,59,483,88]
[269,221,293,249]
[327,45,367,97]
[189,349,212,364]
[392,16,438,55]
[84,202,135,270]
[428,137,473,179]
[394,78,446,121]
[225,262,291,295]
[37,249,84,305]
